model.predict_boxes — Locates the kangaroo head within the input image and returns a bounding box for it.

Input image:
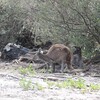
[33,48,44,61]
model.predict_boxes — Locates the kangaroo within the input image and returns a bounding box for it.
[34,44,73,73]
[72,46,83,68]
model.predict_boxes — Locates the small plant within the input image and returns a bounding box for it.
[19,78,45,91]
[66,78,76,88]
[89,84,100,91]
[46,78,87,90]
[18,64,36,76]
[19,77,100,92]
[66,78,86,89]
[27,64,36,75]
[35,83,45,90]
[18,66,28,75]
[56,81,69,88]
[73,78,86,89]
[19,78,34,90]
[46,80,56,88]
[39,67,52,73]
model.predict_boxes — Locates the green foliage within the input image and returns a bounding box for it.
[90,84,100,91]
[19,78,45,91]
[56,81,69,88]
[46,78,86,89]
[46,81,56,88]
[38,0,100,58]
[20,78,50,91]
[67,78,86,89]
[35,83,45,90]
[59,78,86,89]
[18,64,100,92]
[46,78,100,92]
[19,76,100,92]
[0,0,100,57]
[19,78,34,91]
[19,64,45,91]
[18,64,36,76]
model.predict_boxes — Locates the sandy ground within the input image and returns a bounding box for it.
[0,62,100,100]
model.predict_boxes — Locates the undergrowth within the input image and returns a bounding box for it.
[18,64,36,76]
[18,64,100,92]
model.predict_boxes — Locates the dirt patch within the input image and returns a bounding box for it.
[0,61,100,100]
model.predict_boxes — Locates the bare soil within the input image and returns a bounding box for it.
[0,61,100,100]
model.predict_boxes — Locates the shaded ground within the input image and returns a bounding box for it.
[0,61,100,100]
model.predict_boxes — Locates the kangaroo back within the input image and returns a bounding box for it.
[46,44,72,66]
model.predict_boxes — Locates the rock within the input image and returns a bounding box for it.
[1,43,29,61]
